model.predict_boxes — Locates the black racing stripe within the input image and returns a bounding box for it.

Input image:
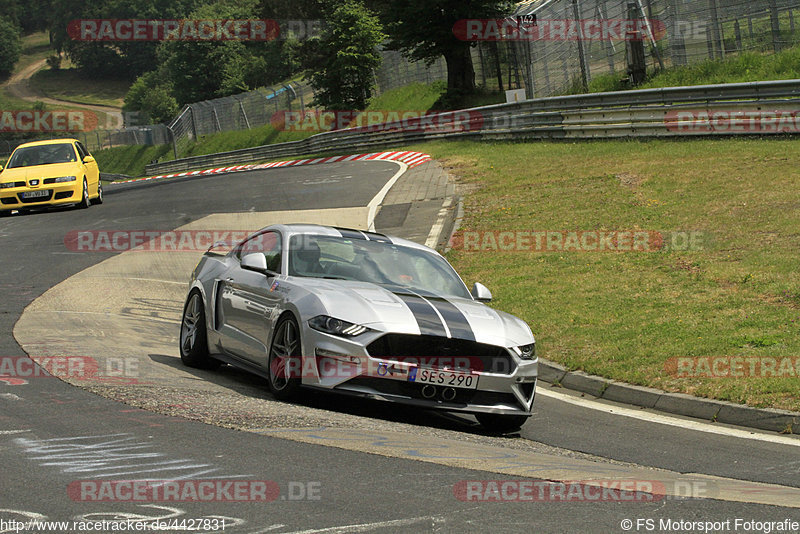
[335,227,367,240]
[427,298,476,341]
[393,293,447,337]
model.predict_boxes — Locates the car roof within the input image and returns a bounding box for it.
[12,139,79,150]
[265,223,437,254]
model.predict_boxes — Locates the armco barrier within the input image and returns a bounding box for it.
[145,79,800,175]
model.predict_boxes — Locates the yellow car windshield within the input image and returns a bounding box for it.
[7,144,77,168]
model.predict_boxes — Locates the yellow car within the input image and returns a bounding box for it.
[0,138,102,216]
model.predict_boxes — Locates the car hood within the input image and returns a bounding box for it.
[298,278,534,347]
[1,163,79,182]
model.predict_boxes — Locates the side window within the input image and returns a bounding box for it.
[77,142,91,158]
[236,231,282,273]
[74,143,87,160]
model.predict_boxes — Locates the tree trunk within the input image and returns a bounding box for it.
[443,44,476,92]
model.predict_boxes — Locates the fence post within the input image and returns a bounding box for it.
[540,40,551,95]
[709,0,723,58]
[626,2,647,85]
[734,20,743,52]
[190,106,197,140]
[572,0,589,92]
[599,0,616,73]
[168,126,178,160]
[769,0,781,53]
[239,101,251,129]
[667,0,687,65]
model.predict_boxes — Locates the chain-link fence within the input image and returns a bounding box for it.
[505,0,800,98]
[0,84,306,161]
[166,84,305,157]
[4,0,799,162]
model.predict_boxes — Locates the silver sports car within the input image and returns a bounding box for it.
[179,224,537,432]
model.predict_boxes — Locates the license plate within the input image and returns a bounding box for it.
[21,190,48,198]
[410,368,479,389]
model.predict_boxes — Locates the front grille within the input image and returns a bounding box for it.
[1,197,15,205]
[43,178,56,184]
[367,334,516,374]
[54,191,72,199]
[18,190,53,203]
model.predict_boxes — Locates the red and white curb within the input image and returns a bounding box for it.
[108,151,432,186]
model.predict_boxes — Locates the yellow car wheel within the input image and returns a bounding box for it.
[77,178,90,209]
[91,181,103,205]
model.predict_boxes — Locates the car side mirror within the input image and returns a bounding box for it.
[471,282,492,302]
[83,155,95,164]
[241,253,268,274]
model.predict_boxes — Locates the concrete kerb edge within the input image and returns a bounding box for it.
[537,359,800,434]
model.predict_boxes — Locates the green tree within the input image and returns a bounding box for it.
[302,0,385,110]
[50,0,201,79]
[123,70,178,124]
[159,0,279,105]
[0,18,22,78]
[370,0,512,94]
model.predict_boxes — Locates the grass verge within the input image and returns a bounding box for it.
[409,138,800,412]
[29,68,129,108]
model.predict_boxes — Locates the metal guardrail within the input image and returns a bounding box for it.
[145,79,800,175]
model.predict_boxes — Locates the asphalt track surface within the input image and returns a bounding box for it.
[1,162,799,533]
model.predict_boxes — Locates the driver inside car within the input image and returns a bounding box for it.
[290,240,324,275]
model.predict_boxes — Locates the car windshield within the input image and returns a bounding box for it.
[6,144,77,168]
[288,234,471,299]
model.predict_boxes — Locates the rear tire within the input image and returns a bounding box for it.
[77,178,90,209]
[179,290,220,370]
[267,315,303,400]
[475,413,530,434]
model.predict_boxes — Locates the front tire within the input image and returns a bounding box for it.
[180,290,220,370]
[77,178,90,209]
[475,413,530,434]
[267,315,302,400]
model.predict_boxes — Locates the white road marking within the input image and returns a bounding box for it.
[0,429,29,434]
[425,197,453,248]
[0,394,22,401]
[366,162,407,232]
[537,387,800,447]
[282,516,444,534]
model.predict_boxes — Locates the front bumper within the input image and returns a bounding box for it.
[303,328,538,415]
[0,183,83,211]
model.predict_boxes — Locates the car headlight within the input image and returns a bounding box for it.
[309,315,369,336]
[53,176,76,183]
[516,343,536,360]
[0,182,14,189]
